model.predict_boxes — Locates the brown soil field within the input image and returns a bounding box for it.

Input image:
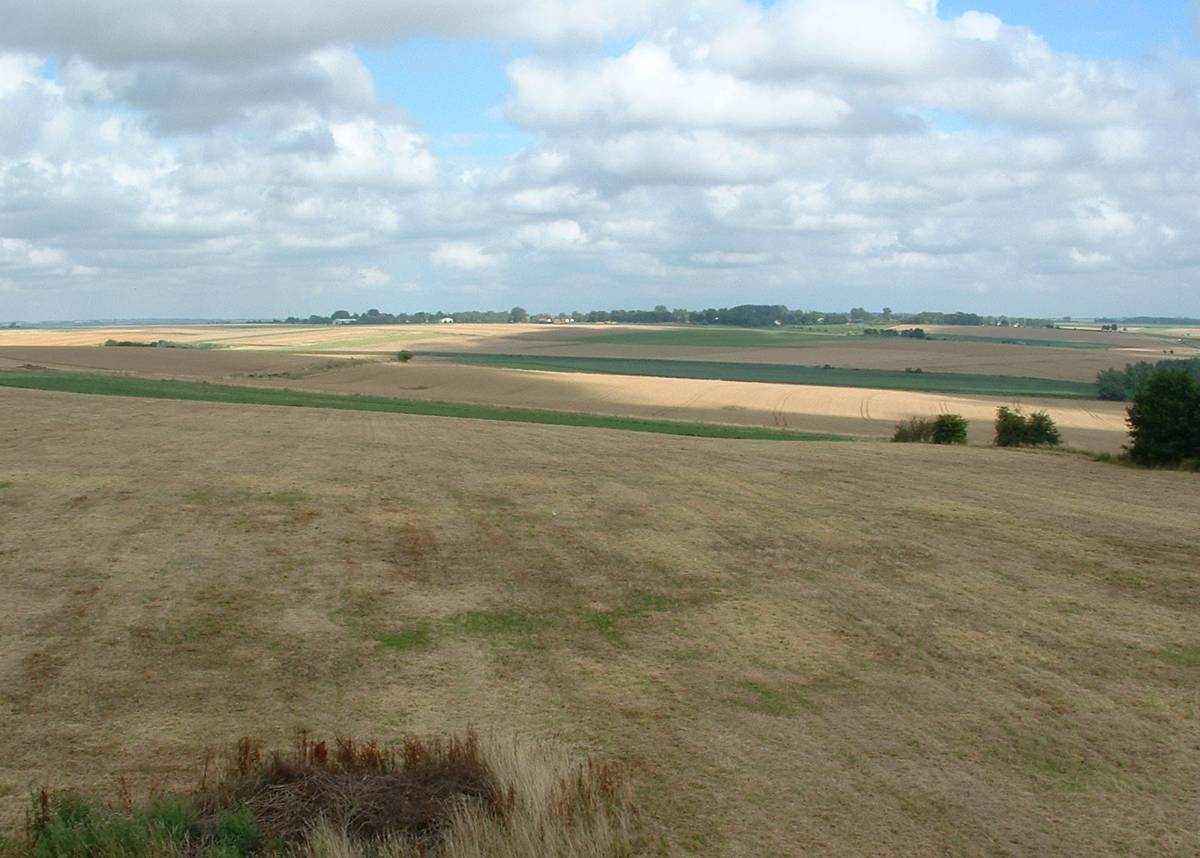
[6,323,1195,381]
[0,346,1130,451]
[1,387,1198,855]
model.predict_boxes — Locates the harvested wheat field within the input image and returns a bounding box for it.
[1,386,1198,855]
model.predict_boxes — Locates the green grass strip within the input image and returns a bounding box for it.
[426,353,1101,399]
[928,333,1111,350]
[0,369,857,442]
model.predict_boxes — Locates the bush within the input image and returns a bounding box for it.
[892,414,968,445]
[395,350,414,363]
[994,407,1063,447]
[1126,367,1200,466]
[931,414,969,445]
[892,417,935,443]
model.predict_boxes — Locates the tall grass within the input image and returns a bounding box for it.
[8,733,635,858]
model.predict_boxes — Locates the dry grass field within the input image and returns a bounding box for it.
[0,346,1130,451]
[1,387,1198,855]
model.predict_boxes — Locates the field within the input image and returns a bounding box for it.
[423,352,1101,398]
[0,346,1131,451]
[1,323,1195,854]
[4,322,1195,383]
[2,388,1198,854]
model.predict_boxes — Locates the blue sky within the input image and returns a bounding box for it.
[941,0,1197,58]
[361,1,1200,167]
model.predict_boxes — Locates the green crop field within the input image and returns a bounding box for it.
[429,353,1101,399]
[0,369,856,442]
[929,333,1112,350]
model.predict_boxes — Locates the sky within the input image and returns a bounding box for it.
[0,1,1198,321]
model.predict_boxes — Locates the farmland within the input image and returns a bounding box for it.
[423,352,1102,398]
[0,322,1195,855]
[2,387,1198,855]
[0,345,1131,451]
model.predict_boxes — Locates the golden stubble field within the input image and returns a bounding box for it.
[0,346,1133,451]
[1,387,1198,855]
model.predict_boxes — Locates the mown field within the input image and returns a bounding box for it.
[1,387,1198,855]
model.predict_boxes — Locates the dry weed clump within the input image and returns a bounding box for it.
[12,732,634,858]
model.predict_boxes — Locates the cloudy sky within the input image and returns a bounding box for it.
[1,0,1197,321]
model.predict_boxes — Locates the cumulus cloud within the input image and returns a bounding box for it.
[0,0,1197,319]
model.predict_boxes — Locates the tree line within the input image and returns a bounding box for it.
[1096,357,1200,401]
[255,304,1053,329]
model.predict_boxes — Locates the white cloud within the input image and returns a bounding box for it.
[516,219,585,249]
[357,265,391,286]
[431,242,498,270]
[507,43,849,131]
[0,0,1198,320]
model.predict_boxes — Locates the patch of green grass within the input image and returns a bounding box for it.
[0,369,859,441]
[734,671,861,717]
[429,353,1101,399]
[0,481,12,491]
[578,609,624,645]
[377,623,433,652]
[1156,644,1200,668]
[446,607,555,649]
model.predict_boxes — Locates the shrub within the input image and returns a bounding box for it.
[1126,367,1200,466]
[994,407,1063,447]
[892,414,967,445]
[931,414,969,445]
[892,417,935,443]
[395,350,414,363]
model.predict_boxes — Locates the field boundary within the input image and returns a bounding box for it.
[0,369,862,442]
[423,352,1101,399]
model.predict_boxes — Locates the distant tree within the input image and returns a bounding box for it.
[509,306,529,323]
[1126,368,1200,466]
[331,309,351,320]
[849,307,869,322]
[881,307,893,322]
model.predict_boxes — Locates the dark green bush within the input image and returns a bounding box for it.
[893,414,968,444]
[931,414,969,445]
[994,407,1063,447]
